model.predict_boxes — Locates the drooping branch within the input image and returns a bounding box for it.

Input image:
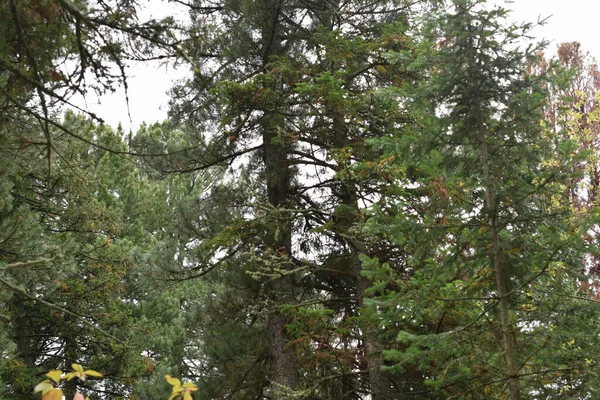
[0,276,126,345]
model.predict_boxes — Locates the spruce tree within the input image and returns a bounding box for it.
[363,1,600,398]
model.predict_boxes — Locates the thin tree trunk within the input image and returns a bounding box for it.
[356,272,392,400]
[335,179,392,399]
[329,92,392,398]
[475,99,521,400]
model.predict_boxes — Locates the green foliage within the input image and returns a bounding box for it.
[3,1,600,400]
[0,113,198,398]
[361,1,600,398]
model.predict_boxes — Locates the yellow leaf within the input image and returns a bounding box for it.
[168,393,180,400]
[484,385,491,395]
[182,382,197,391]
[71,363,84,373]
[165,375,182,388]
[42,388,63,400]
[183,392,193,400]
[84,370,103,378]
[34,381,53,394]
[65,372,77,381]
[46,370,63,384]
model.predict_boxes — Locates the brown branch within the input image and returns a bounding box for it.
[0,85,205,158]
[163,144,264,173]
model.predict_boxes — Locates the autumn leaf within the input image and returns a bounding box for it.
[41,388,63,400]
[34,380,53,394]
[83,369,103,378]
[46,370,63,384]
[72,363,84,373]
[166,375,198,400]
[182,382,198,391]
[65,364,103,381]
[165,374,182,388]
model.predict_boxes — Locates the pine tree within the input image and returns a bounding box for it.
[0,2,188,396]
[165,0,436,398]
[0,113,188,398]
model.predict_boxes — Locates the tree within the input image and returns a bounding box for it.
[0,2,191,397]
[0,0,178,128]
[0,113,196,398]
[533,42,600,278]
[164,0,437,398]
[4,1,600,399]
[362,1,600,398]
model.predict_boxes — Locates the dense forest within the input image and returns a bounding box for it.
[2,0,600,399]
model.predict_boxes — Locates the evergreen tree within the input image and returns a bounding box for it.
[363,1,600,398]
[0,2,188,397]
[0,113,189,398]
[165,0,436,398]
[3,1,600,400]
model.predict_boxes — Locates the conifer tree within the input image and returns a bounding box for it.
[0,114,190,398]
[166,0,436,398]
[363,1,600,398]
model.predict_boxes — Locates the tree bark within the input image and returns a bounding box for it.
[475,98,521,400]
[263,114,299,398]
[255,2,300,397]
[335,178,392,399]
[356,273,392,400]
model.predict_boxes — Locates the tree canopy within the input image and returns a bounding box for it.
[1,1,600,399]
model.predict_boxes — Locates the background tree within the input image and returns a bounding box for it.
[0,113,200,398]
[0,1,191,397]
[533,42,600,279]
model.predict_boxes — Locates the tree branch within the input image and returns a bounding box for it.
[0,276,126,345]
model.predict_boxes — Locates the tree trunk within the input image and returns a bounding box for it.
[356,273,392,400]
[335,178,392,400]
[253,2,300,397]
[475,99,521,400]
[263,115,299,398]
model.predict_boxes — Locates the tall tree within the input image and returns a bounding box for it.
[362,1,600,398]
[532,42,600,209]
[533,42,600,277]
[165,0,435,398]
[0,2,190,397]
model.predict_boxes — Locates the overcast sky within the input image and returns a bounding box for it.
[88,0,597,132]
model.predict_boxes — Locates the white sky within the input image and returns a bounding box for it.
[88,0,599,132]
